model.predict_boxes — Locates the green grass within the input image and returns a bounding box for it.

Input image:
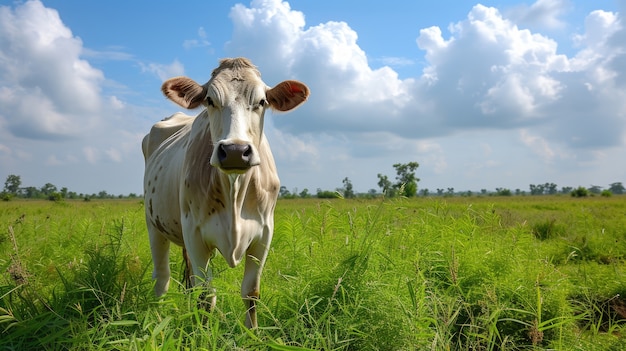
[1,196,625,350]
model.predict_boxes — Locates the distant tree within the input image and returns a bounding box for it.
[609,182,624,195]
[529,184,545,195]
[279,186,291,198]
[545,183,558,195]
[342,177,355,198]
[446,187,455,197]
[561,187,573,194]
[436,188,444,196]
[496,188,512,196]
[481,189,488,195]
[588,185,602,195]
[419,188,430,197]
[299,188,311,198]
[377,174,394,197]
[98,190,109,199]
[41,183,57,197]
[392,162,420,197]
[3,174,21,195]
[515,189,522,196]
[23,186,40,198]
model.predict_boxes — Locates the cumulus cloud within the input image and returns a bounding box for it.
[0,0,105,139]
[225,1,625,152]
[0,0,153,194]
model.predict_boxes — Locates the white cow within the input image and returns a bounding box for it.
[142,57,309,328]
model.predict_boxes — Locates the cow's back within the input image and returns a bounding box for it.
[142,112,194,161]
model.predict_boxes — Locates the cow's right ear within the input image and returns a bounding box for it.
[162,77,208,109]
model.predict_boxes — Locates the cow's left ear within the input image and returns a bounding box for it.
[266,80,310,112]
[162,77,208,109]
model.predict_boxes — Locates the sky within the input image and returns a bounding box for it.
[1,0,625,196]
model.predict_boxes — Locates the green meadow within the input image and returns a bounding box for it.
[1,196,625,350]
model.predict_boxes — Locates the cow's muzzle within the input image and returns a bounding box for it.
[217,142,258,171]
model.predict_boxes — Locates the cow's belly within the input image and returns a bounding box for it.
[144,151,186,246]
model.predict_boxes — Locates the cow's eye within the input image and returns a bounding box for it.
[207,97,215,107]
[259,99,267,107]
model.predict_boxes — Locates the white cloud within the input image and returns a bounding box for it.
[140,60,185,81]
[0,0,105,139]
[508,0,571,30]
[220,0,626,192]
[183,27,211,50]
[519,129,557,162]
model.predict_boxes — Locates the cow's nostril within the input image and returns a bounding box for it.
[242,145,252,159]
[218,144,228,162]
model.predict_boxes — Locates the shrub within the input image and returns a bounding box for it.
[532,219,564,240]
[571,186,589,197]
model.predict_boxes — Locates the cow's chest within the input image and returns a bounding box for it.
[183,199,266,267]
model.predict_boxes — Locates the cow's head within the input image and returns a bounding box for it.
[161,57,309,173]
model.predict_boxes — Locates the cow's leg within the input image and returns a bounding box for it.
[183,228,217,310]
[148,229,171,297]
[242,239,271,328]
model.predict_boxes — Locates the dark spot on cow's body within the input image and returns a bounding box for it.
[155,216,168,235]
[215,198,225,208]
[152,187,155,193]
[149,199,153,216]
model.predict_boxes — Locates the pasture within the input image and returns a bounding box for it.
[1,195,625,350]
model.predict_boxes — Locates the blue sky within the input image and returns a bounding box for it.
[1,0,624,195]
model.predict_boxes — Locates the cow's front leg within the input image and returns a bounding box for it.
[242,241,270,328]
[183,227,217,311]
[148,229,171,297]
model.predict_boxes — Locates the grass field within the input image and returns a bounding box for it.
[1,195,625,350]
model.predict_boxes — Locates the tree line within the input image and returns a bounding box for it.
[2,168,624,202]
[1,174,139,201]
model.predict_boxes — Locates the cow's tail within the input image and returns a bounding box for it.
[182,247,193,290]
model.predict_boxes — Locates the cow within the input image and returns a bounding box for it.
[142,57,309,328]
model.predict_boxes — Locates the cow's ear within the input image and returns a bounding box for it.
[266,80,310,112]
[162,77,208,109]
